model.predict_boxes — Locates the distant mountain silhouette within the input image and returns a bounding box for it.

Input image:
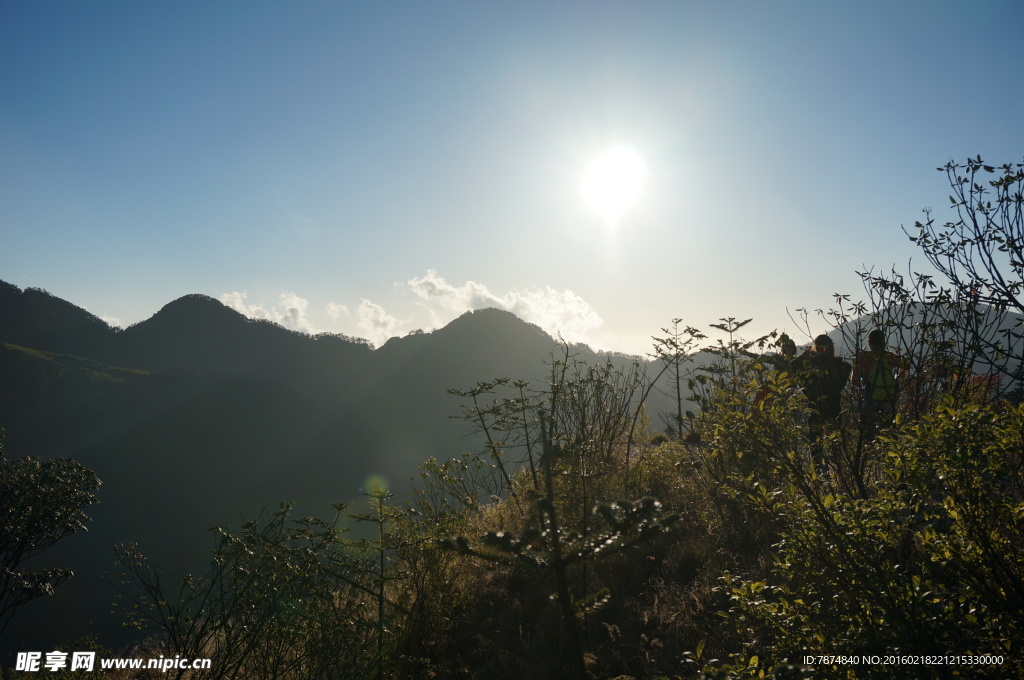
[119,295,374,400]
[0,281,643,652]
[0,281,116,360]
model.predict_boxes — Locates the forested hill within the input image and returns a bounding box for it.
[0,280,641,652]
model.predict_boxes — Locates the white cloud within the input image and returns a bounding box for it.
[220,290,317,334]
[355,299,402,347]
[221,291,273,319]
[218,272,606,350]
[278,292,315,333]
[100,314,123,329]
[503,287,604,344]
[326,302,349,319]
[405,269,603,345]
[407,270,501,324]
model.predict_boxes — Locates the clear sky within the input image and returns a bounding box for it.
[3,1,1023,355]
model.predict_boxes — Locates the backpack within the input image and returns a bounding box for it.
[866,354,897,403]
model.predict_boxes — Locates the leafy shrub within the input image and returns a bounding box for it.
[708,401,1024,679]
[0,429,101,635]
[112,503,377,680]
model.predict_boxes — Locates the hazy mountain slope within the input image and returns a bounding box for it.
[0,283,374,399]
[115,294,373,398]
[0,342,343,651]
[350,308,565,477]
[0,281,116,360]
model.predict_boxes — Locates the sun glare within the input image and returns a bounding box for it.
[582,145,646,223]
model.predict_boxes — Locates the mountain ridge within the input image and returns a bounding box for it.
[0,281,580,384]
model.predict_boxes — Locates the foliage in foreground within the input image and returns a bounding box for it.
[700,393,1024,679]
[0,429,101,636]
[111,504,378,680]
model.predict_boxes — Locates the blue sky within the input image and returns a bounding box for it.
[3,1,1023,354]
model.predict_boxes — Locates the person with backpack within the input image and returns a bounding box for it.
[792,334,852,465]
[853,329,906,435]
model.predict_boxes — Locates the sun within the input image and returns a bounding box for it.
[581,145,646,223]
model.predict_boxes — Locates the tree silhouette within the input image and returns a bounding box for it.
[911,156,1024,319]
[0,428,100,635]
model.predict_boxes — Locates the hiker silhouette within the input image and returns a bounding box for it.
[853,328,908,437]
[792,334,851,464]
